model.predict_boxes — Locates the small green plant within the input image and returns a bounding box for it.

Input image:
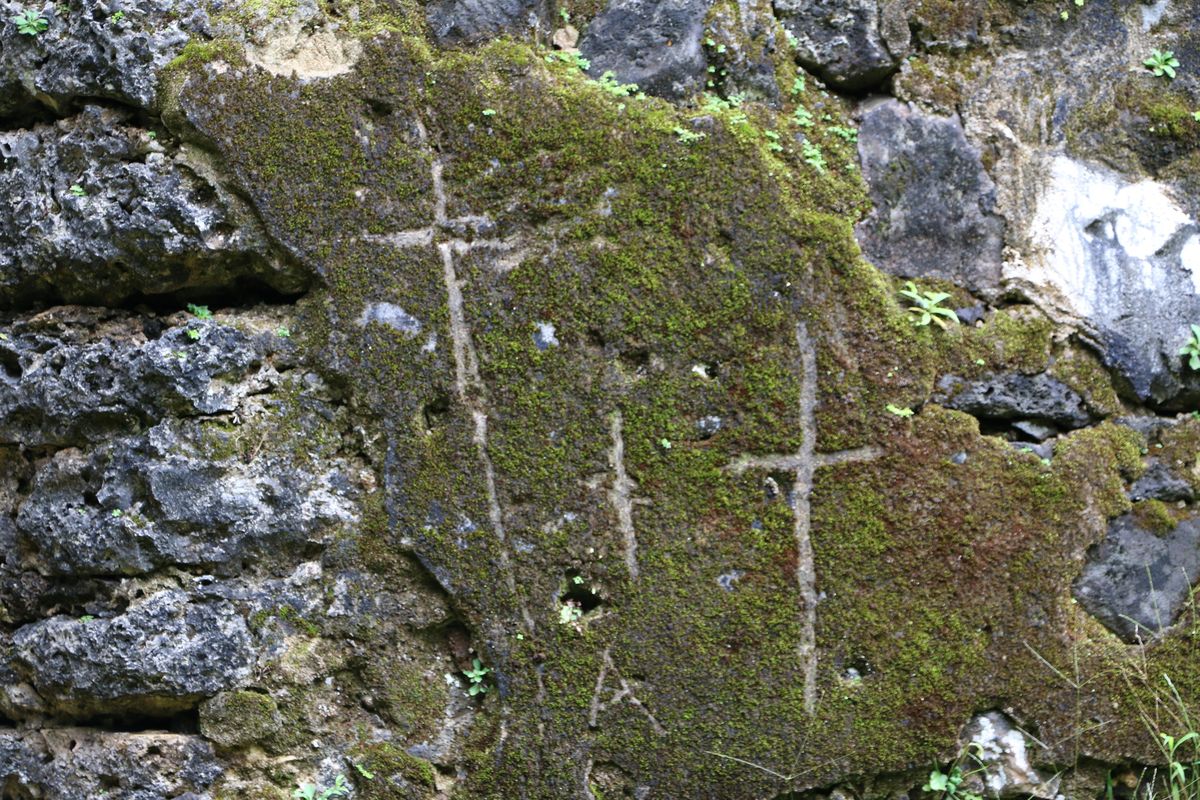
[481,108,496,117]
[1145,49,1180,79]
[68,184,86,197]
[186,303,212,319]
[186,329,202,341]
[558,6,569,23]
[764,130,784,152]
[1180,325,1200,370]
[792,106,814,128]
[899,281,959,329]
[79,615,95,623]
[110,509,123,518]
[559,600,583,624]
[659,438,672,450]
[594,70,639,97]
[353,762,375,780]
[923,766,982,800]
[109,10,125,23]
[11,9,48,35]
[463,658,491,696]
[886,404,914,418]
[673,126,705,144]
[293,774,350,800]
[276,326,291,338]
[791,74,805,94]
[923,743,985,800]
[801,141,826,173]
[829,125,858,143]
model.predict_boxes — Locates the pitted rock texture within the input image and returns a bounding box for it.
[0,0,208,119]
[0,105,305,307]
[933,372,1096,429]
[0,730,221,800]
[11,590,254,716]
[0,308,287,446]
[16,418,360,577]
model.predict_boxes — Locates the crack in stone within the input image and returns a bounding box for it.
[721,323,881,716]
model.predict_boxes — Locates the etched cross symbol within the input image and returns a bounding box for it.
[363,135,532,630]
[723,323,881,715]
[607,410,650,580]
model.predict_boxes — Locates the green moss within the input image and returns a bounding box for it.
[1130,498,1178,535]
[165,28,1191,798]
[200,690,282,748]
[351,742,437,798]
[1049,344,1124,417]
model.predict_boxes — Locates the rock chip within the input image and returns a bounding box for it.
[426,0,553,44]
[579,0,711,99]
[775,0,909,90]
[1073,513,1200,643]
[933,372,1094,429]
[11,590,254,716]
[856,100,1005,294]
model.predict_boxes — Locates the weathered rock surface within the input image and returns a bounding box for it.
[427,0,553,44]
[1130,459,1195,502]
[580,0,711,98]
[0,105,305,307]
[1015,156,1200,407]
[0,308,285,446]
[16,420,360,577]
[775,0,909,90]
[856,100,1005,294]
[0,729,220,800]
[1,1,1200,798]
[11,589,254,716]
[1074,513,1200,642]
[933,372,1095,429]
[961,712,1058,798]
[0,0,207,118]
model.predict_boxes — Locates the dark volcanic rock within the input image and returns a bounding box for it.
[0,729,221,800]
[426,0,553,44]
[16,422,360,577]
[775,0,909,90]
[0,105,306,307]
[1074,514,1200,643]
[579,0,711,99]
[856,100,1005,295]
[933,372,1094,428]
[0,310,279,447]
[0,0,208,118]
[11,590,254,716]
[1130,460,1195,503]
